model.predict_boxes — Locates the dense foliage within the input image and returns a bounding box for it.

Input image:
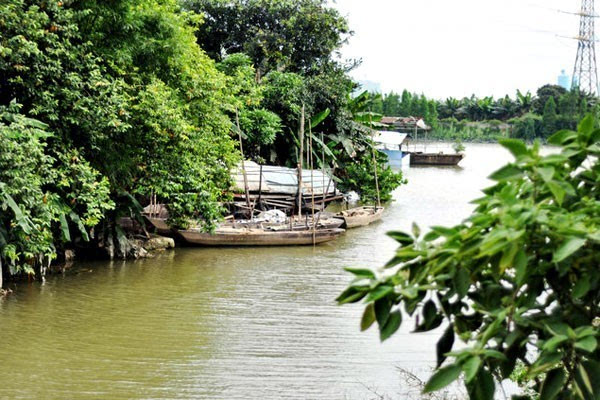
[0,103,113,280]
[371,85,598,142]
[0,0,404,282]
[0,0,238,278]
[339,116,600,399]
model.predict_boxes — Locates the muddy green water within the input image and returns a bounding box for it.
[0,144,518,399]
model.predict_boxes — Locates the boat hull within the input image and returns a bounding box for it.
[177,228,345,246]
[408,152,464,166]
[144,217,173,236]
[339,206,384,229]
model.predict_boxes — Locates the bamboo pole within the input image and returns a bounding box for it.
[369,112,381,209]
[297,104,305,218]
[321,133,326,211]
[236,109,252,216]
[309,121,316,245]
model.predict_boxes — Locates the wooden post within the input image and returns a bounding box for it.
[236,109,252,215]
[321,133,326,211]
[309,122,316,245]
[369,113,381,209]
[297,104,305,218]
[256,164,263,211]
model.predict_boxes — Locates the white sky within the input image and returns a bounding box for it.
[331,0,582,99]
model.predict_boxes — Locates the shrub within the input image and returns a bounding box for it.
[339,115,600,399]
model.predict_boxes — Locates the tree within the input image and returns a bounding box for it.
[183,0,350,77]
[533,84,567,115]
[339,116,600,399]
[542,97,558,137]
[510,113,541,141]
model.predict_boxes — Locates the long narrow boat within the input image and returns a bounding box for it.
[408,152,464,166]
[338,206,384,229]
[177,227,345,246]
[145,213,344,234]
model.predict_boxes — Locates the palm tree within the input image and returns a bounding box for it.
[516,89,533,114]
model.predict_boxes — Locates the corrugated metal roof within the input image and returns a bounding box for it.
[232,161,336,196]
[374,131,408,146]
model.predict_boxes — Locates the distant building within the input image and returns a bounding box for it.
[380,116,430,132]
[558,69,571,90]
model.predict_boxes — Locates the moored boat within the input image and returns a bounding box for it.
[408,151,464,166]
[338,206,384,229]
[177,227,345,246]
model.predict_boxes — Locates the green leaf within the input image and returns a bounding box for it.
[466,369,495,400]
[581,361,600,397]
[336,287,367,305]
[399,286,419,299]
[452,268,470,299]
[499,139,528,158]
[546,181,565,205]
[575,326,597,339]
[375,298,392,327]
[572,277,590,299]
[379,310,402,341]
[436,325,455,368]
[489,164,523,181]
[387,231,414,245]
[547,129,576,145]
[69,211,89,242]
[574,336,597,353]
[360,303,376,332]
[58,212,71,242]
[412,222,421,239]
[540,368,566,400]
[310,108,330,129]
[462,356,481,383]
[344,267,376,279]
[553,237,586,263]
[578,114,595,135]
[575,362,595,398]
[539,154,568,165]
[537,166,555,183]
[424,365,462,393]
[514,249,528,286]
[366,285,393,302]
[499,243,519,273]
[543,335,568,352]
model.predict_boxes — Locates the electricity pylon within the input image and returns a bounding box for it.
[572,0,599,95]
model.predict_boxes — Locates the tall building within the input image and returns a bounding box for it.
[558,69,572,90]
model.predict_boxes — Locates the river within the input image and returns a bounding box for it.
[0,143,517,399]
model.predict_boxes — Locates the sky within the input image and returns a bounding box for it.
[330,0,582,99]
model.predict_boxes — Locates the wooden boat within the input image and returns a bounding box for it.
[408,152,464,166]
[144,216,172,236]
[177,227,345,246]
[338,206,384,229]
[142,204,173,235]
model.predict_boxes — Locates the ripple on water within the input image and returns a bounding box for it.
[0,143,522,399]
